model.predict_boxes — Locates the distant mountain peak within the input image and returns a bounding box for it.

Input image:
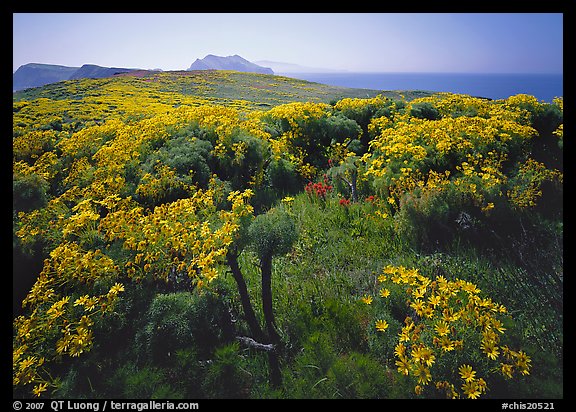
[188,54,273,75]
[13,63,138,91]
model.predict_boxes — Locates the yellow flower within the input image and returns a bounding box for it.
[410,299,425,315]
[32,382,48,397]
[83,297,98,312]
[379,288,390,298]
[375,319,389,332]
[477,378,487,394]
[481,341,500,360]
[501,363,514,379]
[74,295,90,307]
[438,335,455,352]
[515,351,532,375]
[394,343,406,358]
[462,380,482,399]
[434,321,450,337]
[108,283,125,295]
[360,295,373,305]
[458,364,476,383]
[412,287,426,299]
[491,318,507,334]
[413,363,432,385]
[399,328,411,343]
[428,294,441,307]
[411,346,435,367]
[395,357,411,375]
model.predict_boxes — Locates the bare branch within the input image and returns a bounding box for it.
[236,336,275,352]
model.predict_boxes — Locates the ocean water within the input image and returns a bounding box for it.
[279,72,563,102]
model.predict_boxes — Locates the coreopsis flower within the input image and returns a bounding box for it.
[458,364,476,383]
[413,363,432,385]
[32,382,48,397]
[411,346,435,367]
[375,319,389,332]
[360,295,373,305]
[434,321,450,337]
[395,357,411,375]
[515,351,532,375]
[501,363,514,379]
[108,283,125,296]
[461,380,482,399]
[394,343,406,358]
[438,335,455,352]
[428,294,441,308]
[481,341,500,360]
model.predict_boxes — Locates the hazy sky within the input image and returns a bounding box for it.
[13,13,563,73]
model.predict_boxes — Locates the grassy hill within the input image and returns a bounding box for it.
[13,69,432,108]
[12,71,562,400]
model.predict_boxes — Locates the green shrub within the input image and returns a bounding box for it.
[143,135,213,188]
[202,342,251,398]
[410,102,441,120]
[248,208,298,260]
[266,158,301,195]
[109,364,183,399]
[13,173,49,212]
[137,291,229,363]
[326,352,393,398]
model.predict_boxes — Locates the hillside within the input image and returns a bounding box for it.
[13,63,79,91]
[13,63,139,92]
[68,64,137,80]
[12,71,563,400]
[13,69,432,112]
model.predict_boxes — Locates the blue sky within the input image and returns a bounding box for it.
[13,13,563,73]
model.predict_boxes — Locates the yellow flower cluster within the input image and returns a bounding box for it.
[552,97,563,141]
[14,282,124,394]
[362,93,562,217]
[375,264,530,398]
[366,114,536,179]
[333,94,391,112]
[57,119,123,159]
[101,179,253,287]
[265,101,331,130]
[135,164,194,205]
[507,158,563,209]
[13,130,57,161]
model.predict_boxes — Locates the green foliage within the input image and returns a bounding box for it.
[409,102,441,120]
[202,342,251,398]
[144,134,213,187]
[265,158,301,195]
[13,173,49,212]
[113,365,181,399]
[248,208,298,259]
[284,332,400,398]
[325,352,395,398]
[137,291,230,362]
[393,185,467,249]
[286,298,368,355]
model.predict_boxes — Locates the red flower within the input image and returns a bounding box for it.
[339,198,351,207]
[305,180,332,201]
